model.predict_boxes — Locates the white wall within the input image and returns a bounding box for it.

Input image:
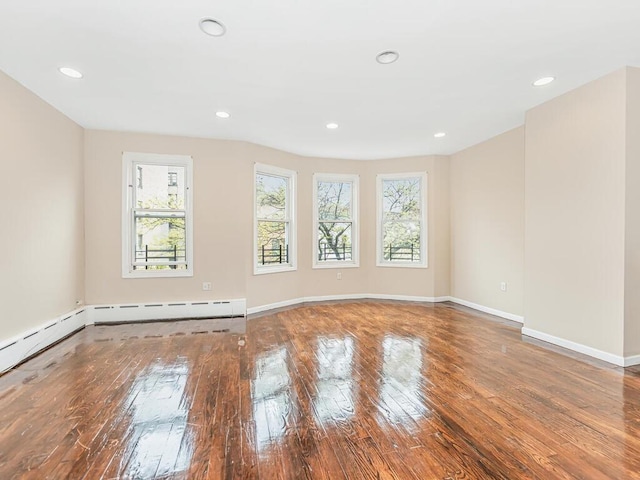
[5,59,640,366]
[524,68,627,357]
[624,67,640,358]
[450,127,525,316]
[0,70,84,341]
[84,130,451,309]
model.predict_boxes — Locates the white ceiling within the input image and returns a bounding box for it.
[1,0,640,160]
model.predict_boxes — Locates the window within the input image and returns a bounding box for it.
[313,173,359,268]
[376,172,427,267]
[122,152,193,277]
[254,164,296,274]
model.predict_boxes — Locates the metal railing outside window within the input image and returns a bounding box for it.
[259,245,289,265]
[386,244,419,262]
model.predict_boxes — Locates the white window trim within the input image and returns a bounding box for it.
[312,173,359,269]
[376,172,428,268]
[254,163,297,275]
[122,152,194,278]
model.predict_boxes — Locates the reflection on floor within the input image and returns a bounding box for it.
[120,359,192,477]
[252,347,293,454]
[378,336,427,429]
[1,302,640,479]
[315,336,355,425]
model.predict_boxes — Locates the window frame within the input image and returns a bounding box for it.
[312,173,359,269]
[122,152,194,278]
[253,163,297,275]
[376,172,428,268]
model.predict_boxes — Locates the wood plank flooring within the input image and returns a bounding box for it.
[1,301,640,479]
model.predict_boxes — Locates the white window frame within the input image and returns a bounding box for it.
[122,152,194,278]
[376,172,428,268]
[254,163,297,275]
[313,173,359,269]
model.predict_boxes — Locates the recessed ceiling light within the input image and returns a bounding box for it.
[58,67,83,79]
[199,18,226,37]
[533,76,555,87]
[326,123,339,129]
[376,50,399,65]
[434,132,446,138]
[216,111,230,118]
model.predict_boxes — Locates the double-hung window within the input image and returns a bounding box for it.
[376,172,427,267]
[313,174,359,268]
[254,164,296,274]
[122,152,193,277]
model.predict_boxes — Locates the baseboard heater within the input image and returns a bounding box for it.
[0,298,246,374]
[0,309,87,374]
[87,299,246,324]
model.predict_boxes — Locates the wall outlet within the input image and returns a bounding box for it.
[202,282,212,291]
[500,282,507,292]
[337,272,342,280]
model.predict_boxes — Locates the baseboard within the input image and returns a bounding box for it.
[521,327,626,367]
[0,308,87,374]
[246,297,304,315]
[447,297,524,323]
[4,298,639,371]
[246,293,450,315]
[624,354,640,367]
[87,299,247,324]
[366,294,450,303]
[1,298,246,374]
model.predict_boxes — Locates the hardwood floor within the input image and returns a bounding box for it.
[1,301,639,479]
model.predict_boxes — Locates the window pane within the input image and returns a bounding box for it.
[134,216,186,265]
[256,173,287,220]
[382,221,420,261]
[318,181,351,220]
[382,178,421,220]
[257,221,288,264]
[317,222,352,261]
[135,164,185,210]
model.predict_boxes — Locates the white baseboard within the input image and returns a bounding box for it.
[245,297,306,315]
[447,297,524,323]
[0,308,87,374]
[624,354,640,367]
[1,298,246,374]
[87,299,246,324]
[6,297,638,372]
[366,294,450,303]
[521,327,626,367]
[246,293,450,315]
[247,295,524,327]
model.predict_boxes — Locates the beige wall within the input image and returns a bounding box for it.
[450,127,525,316]
[625,67,640,357]
[0,70,84,341]
[5,60,640,363]
[363,156,450,298]
[84,131,450,308]
[525,68,628,357]
[84,132,252,305]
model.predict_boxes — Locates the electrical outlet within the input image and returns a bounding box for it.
[500,282,507,292]
[202,282,212,291]
[337,272,342,280]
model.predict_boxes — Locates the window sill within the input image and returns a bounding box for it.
[312,262,360,270]
[123,269,194,279]
[253,265,297,275]
[375,261,428,269]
